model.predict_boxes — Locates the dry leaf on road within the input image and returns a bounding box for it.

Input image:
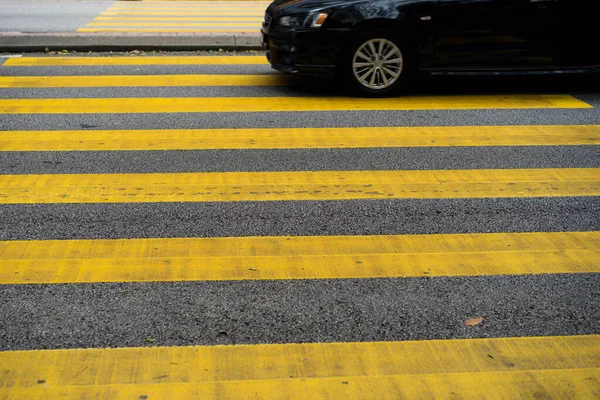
[465,317,484,326]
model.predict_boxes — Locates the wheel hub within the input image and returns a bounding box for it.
[352,38,403,90]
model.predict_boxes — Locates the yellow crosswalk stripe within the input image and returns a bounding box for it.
[117,1,270,2]
[109,2,268,6]
[76,0,267,32]
[1,335,598,398]
[2,56,268,66]
[100,11,264,15]
[129,0,270,2]
[86,22,260,26]
[114,1,270,3]
[94,17,264,20]
[107,7,268,10]
[0,74,295,88]
[1,125,598,151]
[77,27,255,32]
[1,232,598,284]
[0,168,598,204]
[0,95,591,114]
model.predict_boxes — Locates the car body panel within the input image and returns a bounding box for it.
[262,0,600,78]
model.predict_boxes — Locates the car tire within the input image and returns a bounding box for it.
[342,30,410,97]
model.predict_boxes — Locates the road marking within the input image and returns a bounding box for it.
[112,1,270,3]
[126,1,270,2]
[77,27,256,32]
[0,74,296,88]
[0,168,598,204]
[101,11,265,15]
[1,125,598,151]
[1,232,598,284]
[108,7,268,10]
[0,95,590,114]
[94,17,264,20]
[95,16,263,20]
[1,336,598,398]
[2,56,268,66]
[86,22,260,26]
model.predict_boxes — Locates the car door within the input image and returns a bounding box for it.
[554,0,600,66]
[434,0,556,69]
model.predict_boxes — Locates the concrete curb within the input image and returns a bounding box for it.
[0,32,263,52]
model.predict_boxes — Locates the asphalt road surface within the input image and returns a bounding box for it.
[0,52,599,397]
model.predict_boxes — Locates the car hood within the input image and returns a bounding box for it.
[266,0,365,16]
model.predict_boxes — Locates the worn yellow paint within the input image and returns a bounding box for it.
[1,125,599,151]
[2,56,268,66]
[87,22,260,26]
[95,17,264,20]
[3,73,281,87]
[0,74,295,88]
[114,1,270,3]
[78,27,255,32]
[1,232,598,284]
[1,336,598,399]
[124,0,270,2]
[101,11,264,15]
[108,7,268,10]
[0,168,598,204]
[115,0,270,2]
[109,2,268,6]
[0,95,591,114]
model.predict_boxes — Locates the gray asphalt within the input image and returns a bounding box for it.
[1,198,599,241]
[0,53,599,351]
[0,0,109,33]
[2,146,599,174]
[1,275,598,351]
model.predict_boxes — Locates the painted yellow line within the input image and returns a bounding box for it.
[1,232,598,284]
[124,1,270,2]
[108,7,268,10]
[0,95,591,114]
[0,169,598,204]
[120,1,270,3]
[101,11,264,15]
[126,1,270,2]
[0,74,296,88]
[114,1,270,3]
[2,56,268,66]
[109,2,269,5]
[1,125,598,151]
[1,336,598,398]
[95,17,264,21]
[87,21,260,26]
[77,28,255,32]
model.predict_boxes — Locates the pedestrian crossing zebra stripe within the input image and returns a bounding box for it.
[1,232,598,284]
[0,75,296,88]
[0,94,591,114]
[1,335,598,398]
[1,125,597,151]
[1,56,269,66]
[0,168,598,204]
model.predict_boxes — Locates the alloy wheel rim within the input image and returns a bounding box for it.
[352,38,403,90]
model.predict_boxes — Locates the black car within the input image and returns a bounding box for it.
[261,0,600,95]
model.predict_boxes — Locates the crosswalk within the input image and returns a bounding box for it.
[0,53,599,398]
[78,1,269,33]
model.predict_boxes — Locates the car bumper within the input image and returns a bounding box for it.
[261,27,349,77]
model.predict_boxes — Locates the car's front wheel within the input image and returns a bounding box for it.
[343,32,408,96]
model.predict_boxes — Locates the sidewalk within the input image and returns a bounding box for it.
[0,0,268,51]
